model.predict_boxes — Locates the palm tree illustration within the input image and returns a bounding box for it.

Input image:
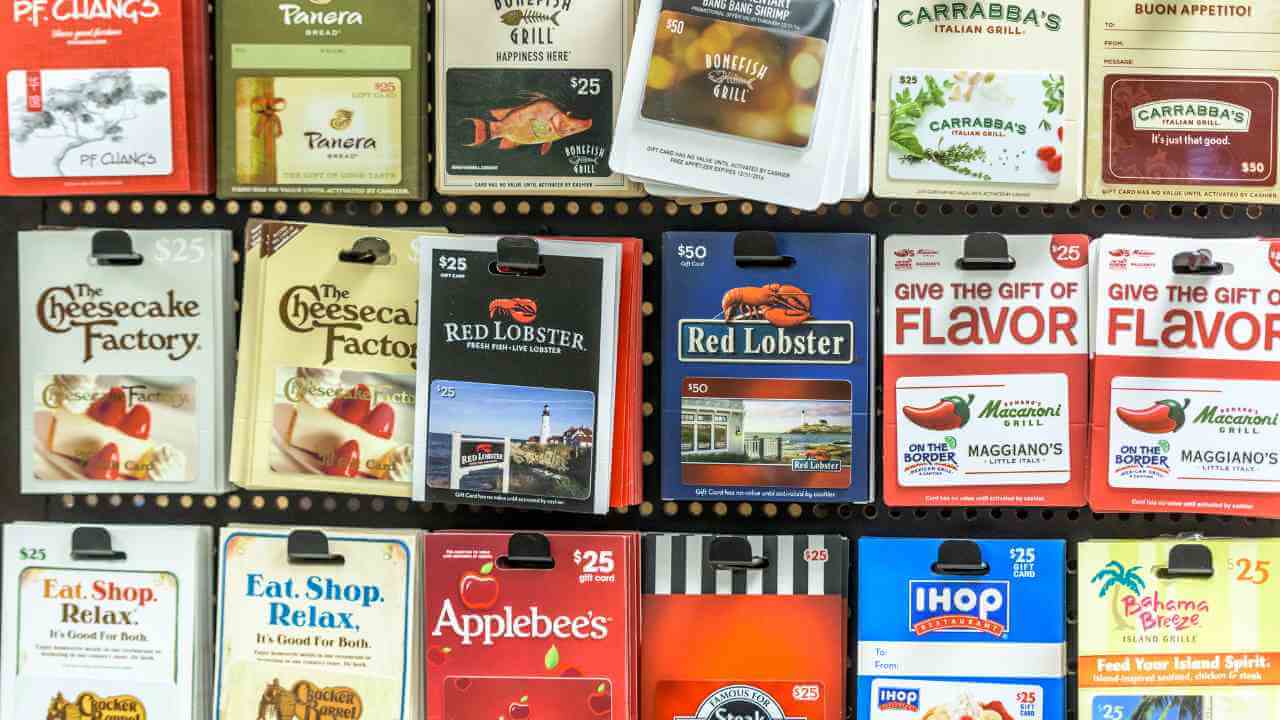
[1131,695,1203,720]
[1091,561,1147,630]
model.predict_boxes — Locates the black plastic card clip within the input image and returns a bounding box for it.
[1172,248,1224,276]
[501,532,556,569]
[733,230,794,267]
[957,232,1016,271]
[70,526,127,561]
[1158,543,1214,579]
[287,530,345,565]
[338,236,391,265]
[706,536,769,571]
[494,236,545,276]
[91,230,143,267]
[932,539,990,576]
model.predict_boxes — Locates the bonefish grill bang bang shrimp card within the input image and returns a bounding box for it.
[883,234,1090,507]
[1091,235,1280,517]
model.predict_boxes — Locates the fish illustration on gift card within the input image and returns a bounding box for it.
[499,9,562,26]
[467,94,593,156]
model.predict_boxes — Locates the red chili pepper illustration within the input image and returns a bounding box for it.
[902,395,974,431]
[1116,399,1191,434]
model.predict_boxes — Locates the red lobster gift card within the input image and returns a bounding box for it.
[883,234,1090,507]
[1091,235,1280,517]
[425,532,639,720]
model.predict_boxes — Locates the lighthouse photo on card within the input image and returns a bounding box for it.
[425,380,596,499]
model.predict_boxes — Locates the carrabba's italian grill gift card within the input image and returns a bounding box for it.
[642,534,848,720]
[883,234,1090,507]
[661,232,874,504]
[1091,235,1280,517]
[425,532,640,720]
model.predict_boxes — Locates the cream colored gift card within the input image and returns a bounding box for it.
[1087,3,1280,203]
[874,2,1086,203]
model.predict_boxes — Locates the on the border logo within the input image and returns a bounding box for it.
[676,685,806,720]
[877,687,921,712]
[909,580,1010,637]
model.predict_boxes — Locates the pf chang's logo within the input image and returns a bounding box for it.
[679,284,855,365]
[909,580,1010,637]
[877,687,920,712]
[675,685,805,720]
[14,0,161,28]
[47,692,146,720]
[258,679,363,720]
[705,54,769,104]
[1132,99,1251,133]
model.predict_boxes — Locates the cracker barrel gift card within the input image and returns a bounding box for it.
[1078,539,1280,719]
[1091,235,1280,517]
[425,532,639,720]
[661,232,874,503]
[883,233,1090,507]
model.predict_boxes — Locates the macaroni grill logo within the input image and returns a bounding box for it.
[896,3,1062,30]
[909,579,1010,636]
[258,679,364,720]
[675,685,805,720]
[1132,99,1251,133]
[47,692,146,720]
[705,54,769,104]
[680,284,855,364]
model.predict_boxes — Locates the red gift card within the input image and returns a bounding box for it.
[426,532,639,720]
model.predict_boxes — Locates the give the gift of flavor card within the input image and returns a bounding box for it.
[874,1,1086,203]
[214,525,423,720]
[413,236,623,514]
[216,0,426,198]
[661,232,874,504]
[1088,4,1280,204]
[642,534,848,720]
[425,532,640,720]
[858,538,1067,720]
[611,0,864,209]
[19,229,235,495]
[1,522,215,720]
[0,0,211,195]
[1091,236,1280,518]
[883,233,1089,507]
[232,221,429,496]
[435,0,640,196]
[1078,538,1280,719]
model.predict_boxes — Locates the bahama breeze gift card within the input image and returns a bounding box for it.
[661,233,874,503]
[414,236,620,514]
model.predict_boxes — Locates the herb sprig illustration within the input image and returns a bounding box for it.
[888,75,991,181]
[1038,74,1064,131]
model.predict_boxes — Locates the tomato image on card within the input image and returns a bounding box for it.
[444,677,613,720]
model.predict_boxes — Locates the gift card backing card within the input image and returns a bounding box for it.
[640,0,834,147]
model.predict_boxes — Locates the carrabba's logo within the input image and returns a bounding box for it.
[896,3,1062,30]
[1132,99,1251,133]
[36,284,202,363]
[909,579,1010,636]
[679,284,854,364]
[877,687,920,712]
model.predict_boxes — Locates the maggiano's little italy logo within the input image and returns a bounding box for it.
[1132,99,1252,133]
[47,692,146,720]
[675,685,806,720]
[495,0,572,45]
[897,3,1062,32]
[705,53,768,104]
[279,283,418,367]
[36,283,202,363]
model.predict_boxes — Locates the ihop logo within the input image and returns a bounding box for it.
[877,687,920,712]
[908,580,1010,637]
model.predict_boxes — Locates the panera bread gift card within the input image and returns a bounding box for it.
[19,230,235,495]
[1088,3,1280,203]
[874,1,1086,203]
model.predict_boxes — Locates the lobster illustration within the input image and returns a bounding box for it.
[488,297,538,324]
[257,679,363,720]
[721,284,812,327]
[475,443,495,454]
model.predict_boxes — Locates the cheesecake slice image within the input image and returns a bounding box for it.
[286,396,402,479]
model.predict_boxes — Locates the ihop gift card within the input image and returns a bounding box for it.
[858,538,1066,720]
[661,231,875,503]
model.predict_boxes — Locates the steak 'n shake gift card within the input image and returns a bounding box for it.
[1078,538,1280,719]
[216,0,425,198]
[214,525,423,720]
[435,0,639,196]
[1091,235,1280,517]
[232,221,427,496]
[0,0,212,195]
[425,532,640,720]
[874,1,1086,203]
[19,229,235,495]
[1088,4,1280,203]
[1,522,214,720]
[661,232,874,503]
[413,236,621,514]
[883,233,1089,507]
[857,538,1067,720]
[642,534,848,720]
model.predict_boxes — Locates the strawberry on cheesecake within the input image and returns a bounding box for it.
[286,383,405,479]
[45,386,181,480]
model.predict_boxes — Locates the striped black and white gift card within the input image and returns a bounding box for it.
[643,534,848,597]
